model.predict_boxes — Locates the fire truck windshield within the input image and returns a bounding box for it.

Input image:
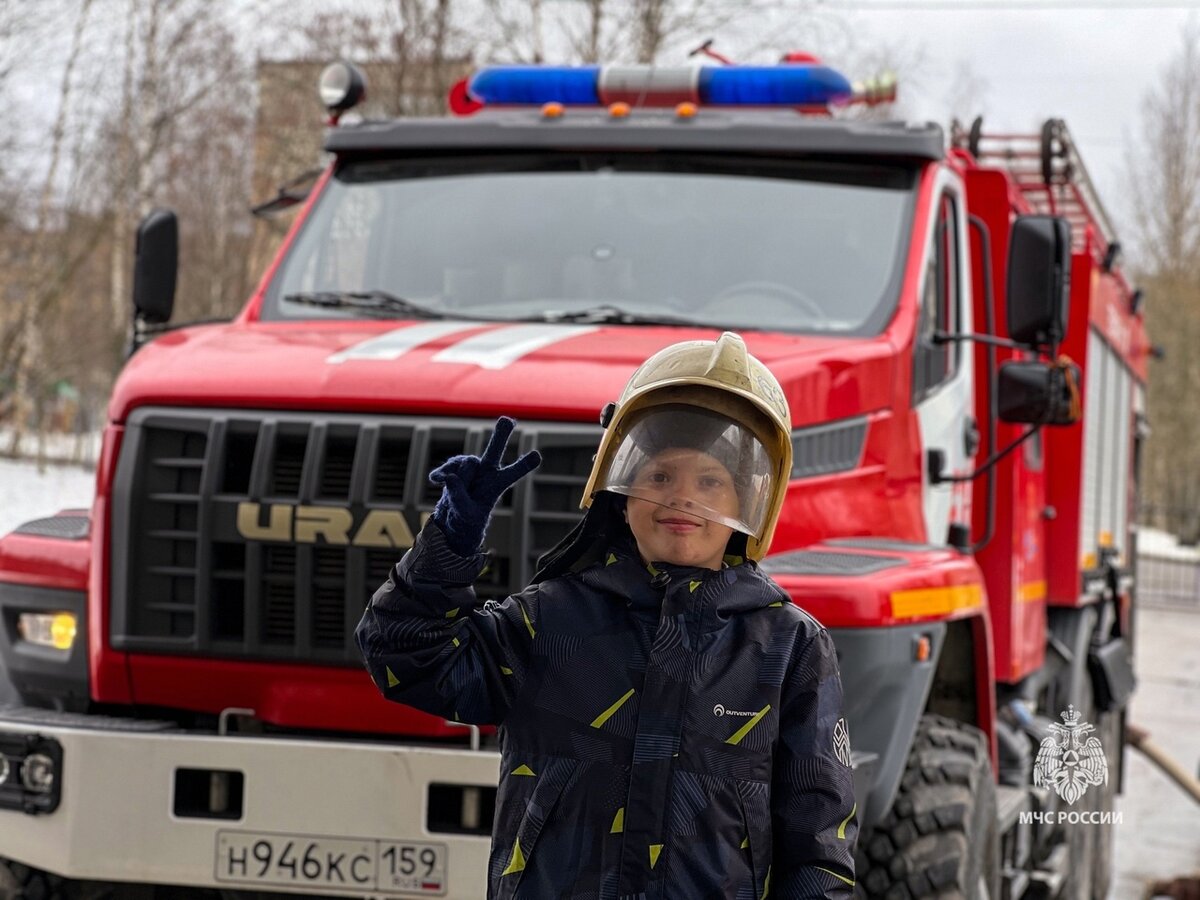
[261,154,915,335]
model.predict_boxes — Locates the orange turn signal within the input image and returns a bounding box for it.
[608,101,631,118]
[914,635,932,662]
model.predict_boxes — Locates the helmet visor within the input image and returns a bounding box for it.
[600,405,774,536]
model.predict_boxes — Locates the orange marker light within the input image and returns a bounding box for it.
[675,102,698,118]
[542,101,565,118]
[609,101,631,118]
[914,635,931,662]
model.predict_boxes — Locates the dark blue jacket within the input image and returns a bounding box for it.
[356,522,858,898]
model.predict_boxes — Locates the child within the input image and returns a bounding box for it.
[356,332,858,899]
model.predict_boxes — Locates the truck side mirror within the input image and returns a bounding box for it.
[997,359,1080,426]
[1006,215,1070,347]
[132,208,178,326]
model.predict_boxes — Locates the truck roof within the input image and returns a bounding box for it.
[324,109,945,161]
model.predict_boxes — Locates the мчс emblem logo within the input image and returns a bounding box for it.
[1033,704,1109,805]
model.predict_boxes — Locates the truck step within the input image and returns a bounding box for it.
[0,704,178,733]
[996,784,1028,832]
[1027,842,1070,897]
[1003,867,1031,900]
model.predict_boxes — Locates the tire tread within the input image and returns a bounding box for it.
[855,715,999,899]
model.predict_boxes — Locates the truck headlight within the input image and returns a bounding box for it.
[0,735,62,814]
[17,612,77,650]
[21,753,55,793]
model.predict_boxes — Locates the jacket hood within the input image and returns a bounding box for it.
[598,544,787,614]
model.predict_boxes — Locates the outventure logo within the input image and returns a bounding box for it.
[713,704,757,718]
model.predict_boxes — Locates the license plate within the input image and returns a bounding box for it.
[215,830,447,895]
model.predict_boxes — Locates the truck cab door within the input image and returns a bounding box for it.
[913,186,974,545]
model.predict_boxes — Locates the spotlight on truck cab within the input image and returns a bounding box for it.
[318,61,367,123]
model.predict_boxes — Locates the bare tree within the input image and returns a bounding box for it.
[943,57,989,128]
[1125,27,1200,527]
[104,0,267,327]
[2,0,97,462]
[0,0,283,462]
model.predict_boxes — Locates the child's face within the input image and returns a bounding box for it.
[623,447,740,571]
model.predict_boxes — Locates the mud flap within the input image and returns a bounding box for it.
[1088,636,1135,712]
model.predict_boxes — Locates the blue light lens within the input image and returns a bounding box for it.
[468,66,601,105]
[466,64,853,107]
[700,66,852,106]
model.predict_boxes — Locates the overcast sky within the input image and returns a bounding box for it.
[832,2,1196,249]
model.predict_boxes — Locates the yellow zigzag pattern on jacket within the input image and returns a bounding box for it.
[590,688,635,728]
[501,838,526,876]
[725,705,771,745]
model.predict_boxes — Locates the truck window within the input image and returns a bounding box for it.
[260,154,916,337]
[913,192,960,397]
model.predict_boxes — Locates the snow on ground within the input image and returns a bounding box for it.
[0,457,97,537]
[1138,526,1200,562]
[0,428,101,468]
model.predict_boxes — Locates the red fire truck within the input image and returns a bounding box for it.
[0,61,1146,899]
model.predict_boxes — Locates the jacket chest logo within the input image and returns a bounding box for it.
[713,703,758,718]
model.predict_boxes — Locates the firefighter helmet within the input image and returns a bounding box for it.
[582,332,792,561]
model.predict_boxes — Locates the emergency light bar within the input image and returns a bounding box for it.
[466,64,854,108]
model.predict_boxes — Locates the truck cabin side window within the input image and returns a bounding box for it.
[914,193,960,399]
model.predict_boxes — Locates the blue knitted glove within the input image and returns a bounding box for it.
[429,417,542,556]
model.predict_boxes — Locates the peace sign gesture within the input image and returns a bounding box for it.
[428,417,543,555]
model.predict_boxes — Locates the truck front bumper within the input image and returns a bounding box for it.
[0,706,498,898]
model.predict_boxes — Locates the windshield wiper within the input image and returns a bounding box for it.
[533,305,699,327]
[282,290,479,320]
[283,293,701,328]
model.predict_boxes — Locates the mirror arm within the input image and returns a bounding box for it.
[932,425,1041,484]
[933,330,1027,351]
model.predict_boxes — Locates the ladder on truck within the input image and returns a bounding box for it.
[953,116,1145,582]
[951,117,1120,264]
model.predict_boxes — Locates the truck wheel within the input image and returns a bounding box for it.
[0,860,66,900]
[0,861,134,900]
[855,714,1000,900]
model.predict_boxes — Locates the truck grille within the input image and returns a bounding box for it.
[110,408,599,664]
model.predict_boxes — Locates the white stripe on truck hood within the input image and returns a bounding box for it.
[327,321,482,364]
[430,323,600,370]
[327,322,599,369]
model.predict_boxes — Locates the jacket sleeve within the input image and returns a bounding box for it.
[770,625,859,899]
[354,520,539,726]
